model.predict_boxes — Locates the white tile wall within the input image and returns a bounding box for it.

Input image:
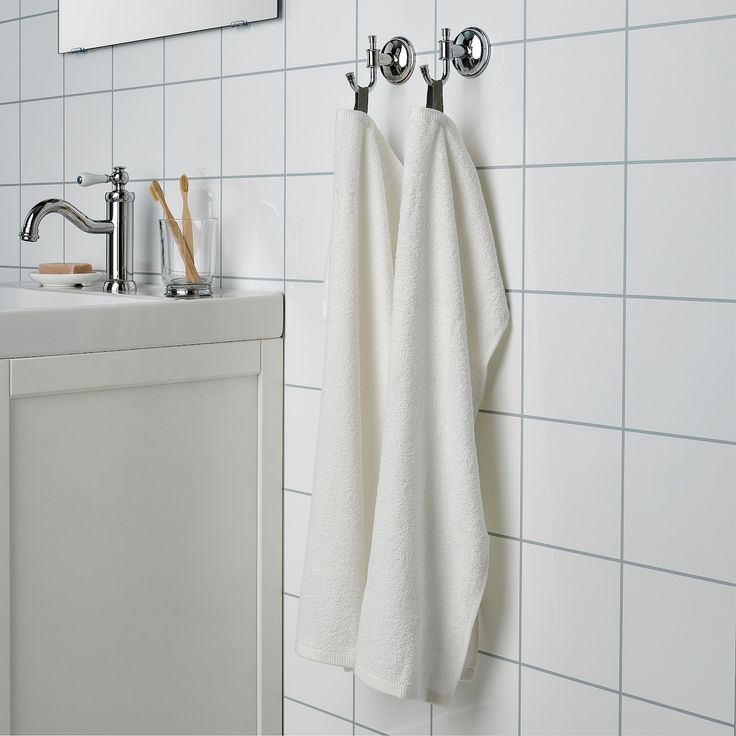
[1,3,734,734]
[622,566,736,722]
[521,667,619,735]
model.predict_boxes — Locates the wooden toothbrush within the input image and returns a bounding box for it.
[149,180,200,283]
[179,174,195,263]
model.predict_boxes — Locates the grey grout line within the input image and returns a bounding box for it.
[219,26,224,288]
[518,1,527,731]
[16,14,21,276]
[479,409,736,446]
[283,696,355,728]
[476,652,736,729]
[618,3,630,730]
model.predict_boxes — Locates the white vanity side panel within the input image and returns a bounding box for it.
[258,339,283,735]
[10,340,260,397]
[10,370,260,734]
[0,361,9,735]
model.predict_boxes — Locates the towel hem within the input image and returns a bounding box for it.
[295,641,356,670]
[354,666,452,707]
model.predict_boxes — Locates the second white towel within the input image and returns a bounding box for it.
[353,107,509,705]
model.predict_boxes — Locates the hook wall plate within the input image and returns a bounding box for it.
[378,36,416,85]
[451,26,491,78]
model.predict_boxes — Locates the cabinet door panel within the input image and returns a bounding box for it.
[10,374,258,735]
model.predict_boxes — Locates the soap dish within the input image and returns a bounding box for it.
[29,271,103,288]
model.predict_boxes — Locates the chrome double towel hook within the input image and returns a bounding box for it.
[346,35,417,112]
[421,26,491,111]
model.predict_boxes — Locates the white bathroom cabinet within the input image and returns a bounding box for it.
[0,286,283,735]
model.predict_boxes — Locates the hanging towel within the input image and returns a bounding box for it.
[296,110,402,668]
[353,107,509,705]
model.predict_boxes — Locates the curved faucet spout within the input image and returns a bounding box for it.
[19,198,113,242]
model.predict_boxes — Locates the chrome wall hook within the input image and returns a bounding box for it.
[346,35,417,92]
[346,34,417,112]
[420,26,491,86]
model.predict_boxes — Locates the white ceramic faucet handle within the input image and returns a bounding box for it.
[77,172,110,187]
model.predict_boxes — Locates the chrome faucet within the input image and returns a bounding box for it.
[20,165,136,294]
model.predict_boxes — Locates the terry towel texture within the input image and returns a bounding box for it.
[297,106,508,706]
[296,109,402,668]
[353,107,509,705]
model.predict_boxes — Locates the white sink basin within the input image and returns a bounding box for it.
[0,282,283,359]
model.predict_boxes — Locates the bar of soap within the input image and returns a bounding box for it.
[38,262,93,274]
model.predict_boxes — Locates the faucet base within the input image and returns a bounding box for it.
[103,279,137,294]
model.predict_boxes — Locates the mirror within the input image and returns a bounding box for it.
[58,0,278,53]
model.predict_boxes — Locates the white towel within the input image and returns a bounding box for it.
[296,110,402,667]
[353,107,509,705]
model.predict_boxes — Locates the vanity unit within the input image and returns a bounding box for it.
[0,284,283,735]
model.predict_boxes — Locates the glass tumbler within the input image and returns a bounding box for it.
[159,218,217,297]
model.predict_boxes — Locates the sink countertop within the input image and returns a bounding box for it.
[0,282,284,359]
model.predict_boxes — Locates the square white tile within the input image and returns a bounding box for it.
[285,174,331,281]
[20,97,62,183]
[624,433,736,583]
[628,20,736,159]
[625,299,736,441]
[64,92,111,179]
[0,2,18,21]
[64,46,112,95]
[437,0,525,44]
[285,282,324,389]
[286,64,352,174]
[622,696,734,736]
[113,38,163,89]
[523,419,621,557]
[284,385,321,493]
[0,267,19,281]
[433,655,518,735]
[283,699,352,736]
[525,165,624,294]
[20,12,62,99]
[221,176,283,279]
[627,161,736,299]
[478,168,523,291]
[0,21,19,103]
[222,73,284,177]
[354,679,431,735]
[629,0,736,25]
[522,544,620,688]
[221,276,283,294]
[222,16,284,76]
[521,667,619,735]
[20,0,54,13]
[287,0,355,67]
[0,186,20,266]
[164,79,220,178]
[444,43,524,167]
[527,0,625,37]
[283,596,353,720]
[622,565,736,721]
[479,536,520,660]
[283,490,310,596]
[20,183,63,267]
[524,294,623,426]
[0,103,19,184]
[480,292,521,414]
[526,33,625,164]
[61,183,107,270]
[164,28,220,82]
[357,0,434,55]
[476,412,521,538]
[112,86,163,180]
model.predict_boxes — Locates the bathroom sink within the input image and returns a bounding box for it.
[0,282,283,359]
